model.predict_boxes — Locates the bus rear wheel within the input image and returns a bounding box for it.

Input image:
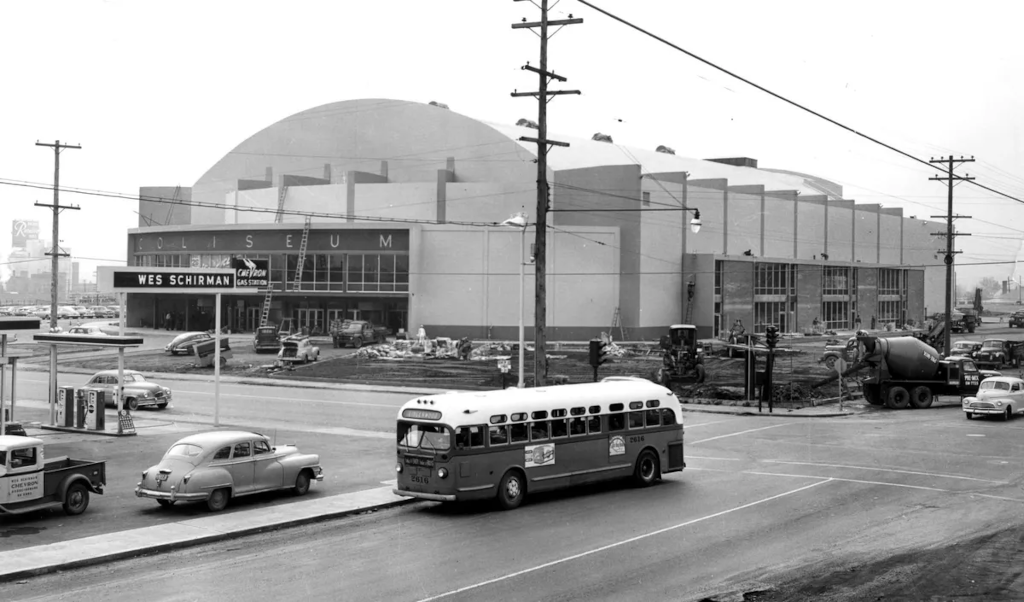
[633,450,660,487]
[496,470,526,510]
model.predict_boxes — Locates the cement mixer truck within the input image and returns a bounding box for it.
[856,336,984,409]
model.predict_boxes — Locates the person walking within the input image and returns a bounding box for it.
[164,311,173,331]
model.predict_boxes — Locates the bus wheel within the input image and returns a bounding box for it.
[496,470,526,510]
[633,450,660,487]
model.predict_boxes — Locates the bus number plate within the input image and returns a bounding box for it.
[629,435,645,443]
[411,476,430,484]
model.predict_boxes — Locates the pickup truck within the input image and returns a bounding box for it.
[973,339,1024,369]
[331,320,388,348]
[0,436,106,516]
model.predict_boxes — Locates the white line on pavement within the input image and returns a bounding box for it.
[414,479,831,602]
[684,419,737,428]
[761,460,1008,484]
[690,423,789,444]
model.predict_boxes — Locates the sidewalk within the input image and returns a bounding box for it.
[0,486,414,582]
[679,400,865,418]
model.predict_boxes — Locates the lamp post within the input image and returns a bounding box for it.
[502,212,529,388]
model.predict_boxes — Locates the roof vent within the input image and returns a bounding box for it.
[428,101,450,109]
[592,132,614,143]
[516,118,539,129]
[655,145,676,155]
[705,157,758,168]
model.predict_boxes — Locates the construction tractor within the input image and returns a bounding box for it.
[655,324,707,386]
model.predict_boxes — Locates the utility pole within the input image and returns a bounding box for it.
[35,140,81,423]
[512,0,581,386]
[929,155,973,357]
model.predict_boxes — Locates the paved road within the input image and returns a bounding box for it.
[8,406,1024,601]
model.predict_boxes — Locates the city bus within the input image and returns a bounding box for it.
[393,377,685,510]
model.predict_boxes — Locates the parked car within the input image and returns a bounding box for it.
[79,370,171,411]
[331,320,387,348]
[165,331,213,355]
[974,339,1024,369]
[58,306,80,319]
[949,340,983,359]
[72,306,94,319]
[88,306,114,319]
[106,306,122,317]
[67,325,109,337]
[278,336,320,364]
[134,430,323,511]
[253,326,283,353]
[963,376,1024,421]
[1010,312,1024,328]
[4,422,27,437]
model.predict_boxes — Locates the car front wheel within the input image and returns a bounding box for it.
[293,471,311,496]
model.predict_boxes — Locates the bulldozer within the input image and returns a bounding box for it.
[655,324,707,386]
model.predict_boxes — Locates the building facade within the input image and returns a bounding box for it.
[128,98,944,340]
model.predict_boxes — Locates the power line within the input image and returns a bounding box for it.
[576,0,1024,208]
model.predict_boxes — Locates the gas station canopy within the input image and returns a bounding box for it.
[33,333,144,348]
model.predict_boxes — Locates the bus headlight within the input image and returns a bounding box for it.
[395,463,403,473]
[437,467,448,479]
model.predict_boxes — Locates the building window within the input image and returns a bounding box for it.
[347,253,409,293]
[714,260,722,296]
[754,301,786,333]
[822,301,850,331]
[822,267,851,296]
[642,191,650,206]
[755,263,789,295]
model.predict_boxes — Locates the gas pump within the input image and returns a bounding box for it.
[84,390,105,431]
[75,390,87,429]
[56,386,76,427]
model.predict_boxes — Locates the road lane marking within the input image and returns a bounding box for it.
[414,479,831,602]
[684,419,737,428]
[687,456,744,461]
[966,434,985,437]
[762,460,1008,484]
[690,423,789,444]
[690,467,1024,504]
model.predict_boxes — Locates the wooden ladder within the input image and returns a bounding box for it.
[611,307,629,342]
[258,287,273,327]
[274,185,289,224]
[291,217,312,291]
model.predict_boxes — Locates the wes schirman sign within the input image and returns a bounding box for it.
[113,271,236,289]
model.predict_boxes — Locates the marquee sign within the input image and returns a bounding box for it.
[97,266,258,294]
[231,258,269,288]
[129,229,409,253]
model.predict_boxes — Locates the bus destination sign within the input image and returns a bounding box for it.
[402,409,442,421]
[112,271,236,289]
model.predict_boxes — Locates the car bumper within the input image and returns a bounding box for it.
[392,488,456,502]
[135,486,209,502]
[964,407,1004,415]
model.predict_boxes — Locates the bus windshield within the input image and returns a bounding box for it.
[397,422,451,451]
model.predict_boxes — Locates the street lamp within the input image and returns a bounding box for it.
[689,208,702,234]
[501,212,529,388]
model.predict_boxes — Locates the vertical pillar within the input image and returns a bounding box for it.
[214,292,222,427]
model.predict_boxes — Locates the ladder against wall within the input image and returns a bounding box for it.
[292,217,312,290]
[610,307,629,342]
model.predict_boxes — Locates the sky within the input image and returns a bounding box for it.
[2,0,1023,289]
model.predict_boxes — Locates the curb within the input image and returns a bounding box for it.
[0,496,418,583]
[679,405,861,418]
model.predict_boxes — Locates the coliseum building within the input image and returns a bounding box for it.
[128,98,944,339]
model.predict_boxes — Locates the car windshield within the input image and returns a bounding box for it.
[982,341,1003,350]
[166,443,203,458]
[129,374,147,383]
[343,323,365,332]
[397,422,451,451]
[981,380,1011,391]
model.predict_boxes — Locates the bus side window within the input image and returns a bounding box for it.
[645,409,661,427]
[587,415,602,434]
[510,423,529,443]
[608,413,626,432]
[531,422,549,441]
[456,426,485,449]
[550,419,568,438]
[661,408,677,425]
[489,424,509,446]
[628,411,644,429]
[569,417,587,436]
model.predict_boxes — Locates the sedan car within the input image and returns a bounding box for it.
[135,430,324,511]
[67,326,109,337]
[949,340,982,359]
[277,335,319,364]
[1010,312,1024,328]
[963,376,1024,421]
[164,331,213,355]
[79,370,171,411]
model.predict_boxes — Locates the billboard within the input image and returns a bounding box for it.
[12,220,40,248]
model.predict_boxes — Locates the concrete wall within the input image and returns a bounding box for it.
[828,200,854,263]
[879,211,903,265]
[727,188,762,259]
[139,186,191,227]
[857,267,879,327]
[796,198,826,260]
[444,183,535,224]
[414,224,619,340]
[763,193,795,259]
[854,205,881,264]
[907,269,925,324]
[687,180,726,255]
[639,176,686,330]
[721,259,754,334]
[796,263,822,333]
[683,253,716,338]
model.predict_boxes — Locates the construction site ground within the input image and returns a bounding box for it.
[41,335,851,407]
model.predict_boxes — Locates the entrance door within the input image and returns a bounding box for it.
[293,308,324,335]
[246,307,262,332]
[346,309,360,321]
